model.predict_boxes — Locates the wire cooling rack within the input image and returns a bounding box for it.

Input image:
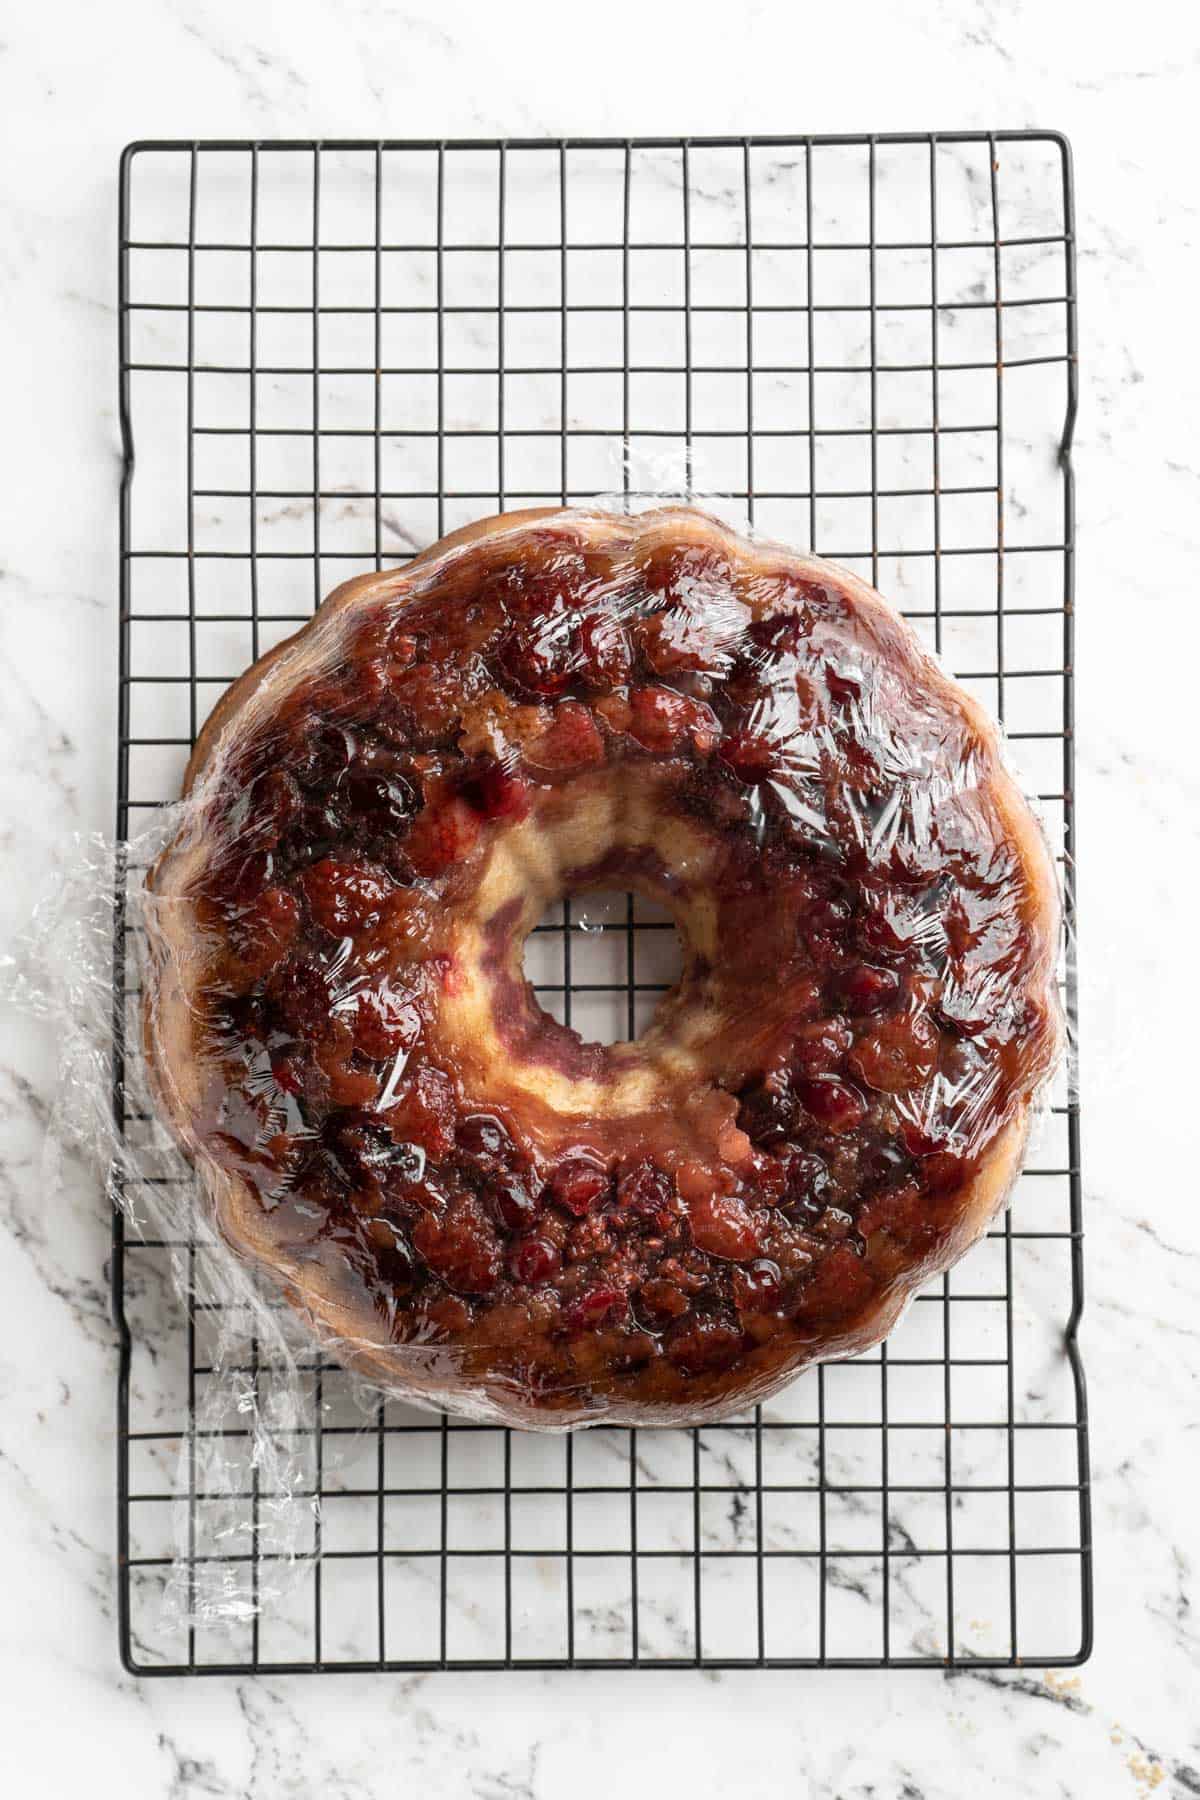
[113,134,1090,1673]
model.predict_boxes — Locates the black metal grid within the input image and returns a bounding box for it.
[114,134,1090,1674]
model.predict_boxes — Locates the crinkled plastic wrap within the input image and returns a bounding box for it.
[17,501,1064,1622]
[142,503,1063,1420]
[13,824,323,1625]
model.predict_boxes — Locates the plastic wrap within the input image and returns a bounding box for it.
[12,821,322,1624]
[141,503,1062,1417]
[15,501,1063,1622]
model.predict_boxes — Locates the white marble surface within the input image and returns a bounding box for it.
[2,1,1199,1794]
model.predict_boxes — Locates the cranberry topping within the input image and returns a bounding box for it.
[862,1140,915,1190]
[337,769,416,834]
[736,1078,799,1147]
[218,847,275,909]
[835,963,901,1015]
[405,795,483,876]
[801,894,852,960]
[412,1196,502,1295]
[627,685,718,755]
[301,859,394,935]
[732,1258,783,1311]
[578,611,633,687]
[526,700,606,772]
[774,1144,832,1218]
[549,1156,611,1217]
[638,1278,691,1323]
[456,1112,513,1166]
[489,1174,538,1231]
[485,549,590,621]
[614,1161,681,1233]
[719,731,776,784]
[176,512,1057,1422]
[687,1190,763,1262]
[747,611,805,656]
[664,1313,744,1375]
[248,768,302,838]
[496,618,575,697]
[228,886,300,975]
[270,959,334,1038]
[384,1065,457,1159]
[462,762,530,821]
[509,1236,560,1284]
[850,1012,938,1093]
[796,1077,868,1134]
[294,723,356,786]
[792,1017,854,1076]
[350,985,421,1060]
[325,1110,421,1186]
[565,1282,626,1331]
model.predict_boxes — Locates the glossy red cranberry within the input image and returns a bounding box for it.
[792,1017,854,1076]
[549,1156,611,1217]
[405,796,483,876]
[350,985,421,1060]
[564,1282,625,1330]
[578,612,633,687]
[293,724,356,786]
[490,1176,538,1232]
[850,1013,938,1094]
[687,1190,763,1261]
[774,1144,831,1217]
[337,770,416,833]
[462,762,530,821]
[732,1258,783,1311]
[862,1140,914,1190]
[835,964,901,1015]
[509,1236,560,1284]
[748,611,804,656]
[496,619,574,697]
[456,1112,513,1165]
[736,1079,799,1146]
[616,1160,678,1224]
[719,731,776,784]
[301,859,394,935]
[528,700,606,772]
[627,685,717,754]
[796,1077,868,1133]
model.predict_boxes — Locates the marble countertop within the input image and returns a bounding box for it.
[2,1,1198,1795]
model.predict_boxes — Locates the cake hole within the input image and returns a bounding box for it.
[525,888,685,1046]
